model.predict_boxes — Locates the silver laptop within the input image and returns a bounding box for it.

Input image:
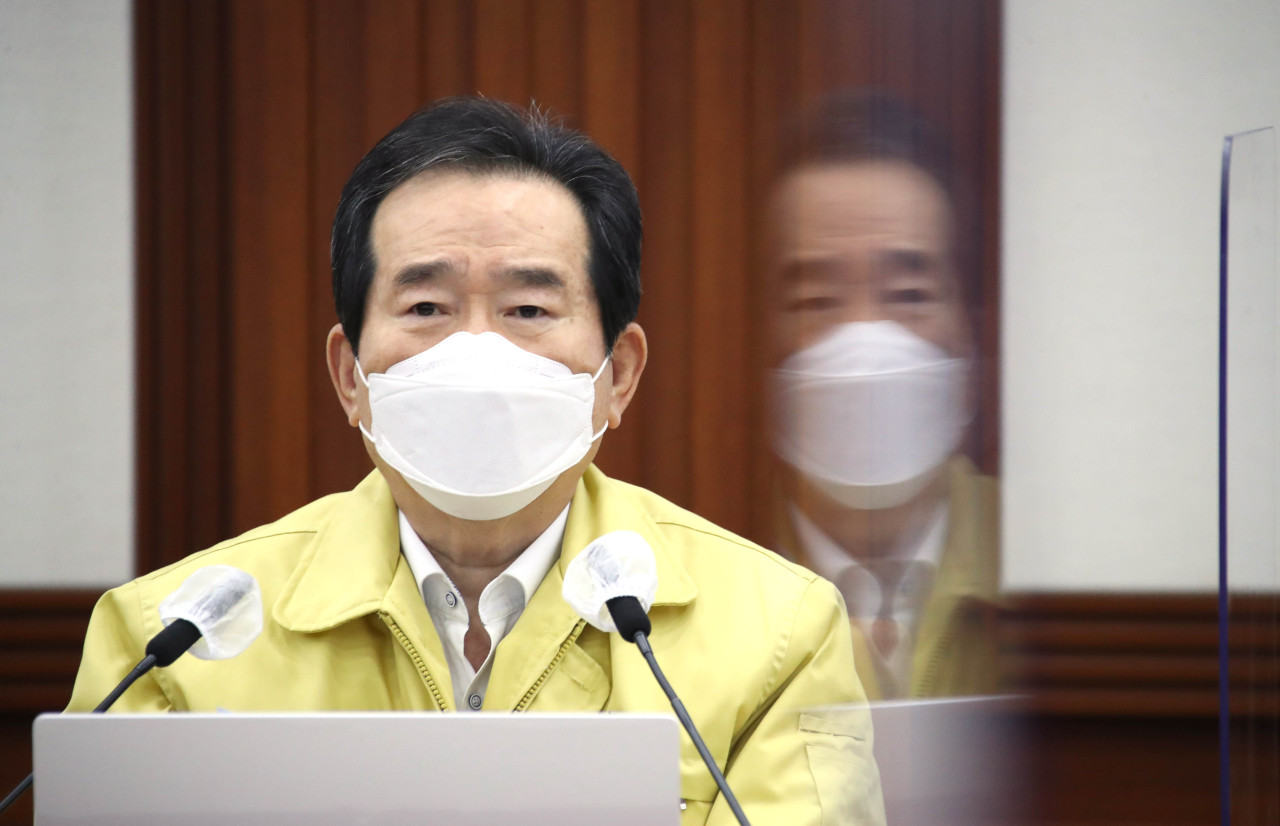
[33,712,680,826]
[869,696,1028,826]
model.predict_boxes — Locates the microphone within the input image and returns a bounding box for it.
[563,533,752,826]
[0,566,263,816]
[96,564,263,710]
[155,564,262,661]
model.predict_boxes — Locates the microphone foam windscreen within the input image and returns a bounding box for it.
[562,530,658,633]
[158,565,263,660]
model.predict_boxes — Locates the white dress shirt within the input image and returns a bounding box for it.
[791,502,948,697]
[398,506,568,711]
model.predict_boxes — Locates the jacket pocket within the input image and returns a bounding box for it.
[525,642,609,711]
[800,709,884,826]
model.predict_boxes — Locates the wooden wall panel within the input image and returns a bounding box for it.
[635,0,694,507]
[422,0,475,99]
[688,0,752,533]
[226,0,314,531]
[0,590,98,825]
[134,1,231,574]
[529,0,582,117]
[472,0,531,104]
[581,0,644,484]
[125,0,1004,559]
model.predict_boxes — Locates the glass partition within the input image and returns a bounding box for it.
[1221,126,1279,826]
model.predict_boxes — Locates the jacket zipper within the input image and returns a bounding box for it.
[380,612,448,711]
[514,619,587,712]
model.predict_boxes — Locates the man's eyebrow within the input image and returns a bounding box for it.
[780,256,840,285]
[499,267,566,290]
[881,247,935,273]
[392,261,451,288]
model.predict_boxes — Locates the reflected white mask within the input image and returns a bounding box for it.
[772,321,970,510]
[358,332,609,521]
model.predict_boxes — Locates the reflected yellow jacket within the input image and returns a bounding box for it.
[779,457,1001,700]
[69,466,885,826]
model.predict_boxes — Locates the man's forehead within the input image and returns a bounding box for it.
[370,168,591,269]
[775,161,953,246]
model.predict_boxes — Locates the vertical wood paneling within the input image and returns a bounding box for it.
[689,0,752,535]
[797,0,827,108]
[472,0,531,104]
[976,0,1002,475]
[747,0,803,542]
[363,0,426,137]
[134,0,231,571]
[581,0,640,168]
[131,0,1002,555]
[879,0,916,93]
[308,1,430,503]
[529,0,581,117]
[581,0,643,485]
[227,0,314,531]
[309,0,373,503]
[422,0,475,98]
[636,0,694,508]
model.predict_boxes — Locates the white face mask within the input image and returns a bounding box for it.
[771,321,970,510]
[357,332,609,521]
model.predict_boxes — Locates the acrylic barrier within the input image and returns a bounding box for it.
[1220,125,1280,826]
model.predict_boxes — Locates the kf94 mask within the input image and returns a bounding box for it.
[771,321,970,510]
[357,332,608,521]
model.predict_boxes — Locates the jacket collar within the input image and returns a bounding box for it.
[559,465,697,608]
[274,471,404,632]
[274,465,697,634]
[777,455,998,603]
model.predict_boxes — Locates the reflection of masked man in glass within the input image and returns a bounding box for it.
[769,92,999,699]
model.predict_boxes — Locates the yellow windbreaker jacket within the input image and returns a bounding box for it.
[778,457,1001,700]
[68,466,885,826]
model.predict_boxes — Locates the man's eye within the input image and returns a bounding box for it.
[514,305,545,319]
[786,295,841,313]
[885,287,933,304]
[412,302,439,317]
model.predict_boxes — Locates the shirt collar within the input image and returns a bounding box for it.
[274,466,698,636]
[398,506,569,615]
[790,501,948,616]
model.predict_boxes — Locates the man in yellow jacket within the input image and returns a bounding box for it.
[767,91,1001,700]
[69,97,884,826]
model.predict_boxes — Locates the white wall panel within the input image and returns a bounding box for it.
[1003,0,1280,590]
[0,0,134,586]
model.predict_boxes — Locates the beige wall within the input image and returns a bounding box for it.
[0,0,134,585]
[1003,0,1280,590]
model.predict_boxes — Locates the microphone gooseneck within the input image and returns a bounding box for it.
[564,534,752,826]
[604,601,753,826]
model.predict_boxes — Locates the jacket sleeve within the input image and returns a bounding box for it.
[708,577,885,826]
[65,582,173,713]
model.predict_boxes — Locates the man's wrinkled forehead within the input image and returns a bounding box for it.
[373,167,587,248]
[772,161,956,256]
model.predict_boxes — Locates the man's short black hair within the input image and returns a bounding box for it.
[783,89,979,316]
[783,89,952,194]
[331,97,642,354]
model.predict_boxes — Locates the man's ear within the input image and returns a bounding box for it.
[606,322,648,428]
[326,324,362,428]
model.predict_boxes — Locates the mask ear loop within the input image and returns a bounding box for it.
[590,355,611,383]
[588,356,612,442]
[353,358,377,443]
